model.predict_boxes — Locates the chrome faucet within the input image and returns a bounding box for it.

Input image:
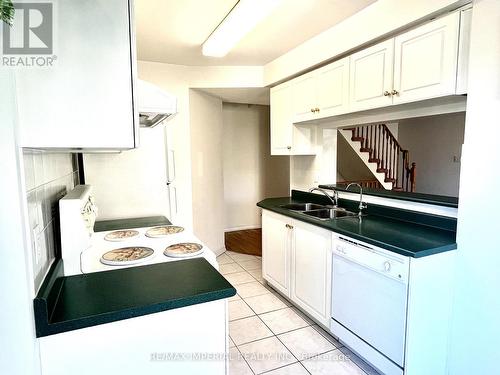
[346,183,367,216]
[309,187,338,208]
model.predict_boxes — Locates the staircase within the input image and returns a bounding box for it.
[339,124,416,192]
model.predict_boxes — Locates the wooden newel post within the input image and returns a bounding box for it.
[410,162,417,192]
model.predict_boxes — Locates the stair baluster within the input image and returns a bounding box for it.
[346,123,417,192]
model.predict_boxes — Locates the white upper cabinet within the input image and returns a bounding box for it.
[349,39,394,112]
[269,9,470,150]
[292,73,317,123]
[392,11,461,105]
[17,0,138,150]
[316,57,350,118]
[270,82,316,156]
[270,82,293,155]
[292,57,350,123]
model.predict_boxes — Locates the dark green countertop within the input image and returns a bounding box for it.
[34,258,236,338]
[319,184,459,208]
[94,216,172,232]
[258,193,457,258]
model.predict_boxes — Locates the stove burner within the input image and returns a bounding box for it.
[164,242,203,258]
[104,230,140,242]
[145,225,184,238]
[100,247,154,266]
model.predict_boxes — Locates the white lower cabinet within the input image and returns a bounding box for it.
[291,219,332,326]
[262,210,332,326]
[262,210,291,297]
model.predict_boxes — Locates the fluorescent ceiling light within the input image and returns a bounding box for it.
[202,0,283,57]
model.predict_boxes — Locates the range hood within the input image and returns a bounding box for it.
[137,79,177,128]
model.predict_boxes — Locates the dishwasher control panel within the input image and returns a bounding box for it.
[333,237,409,282]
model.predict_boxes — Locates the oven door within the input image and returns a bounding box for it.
[332,249,409,367]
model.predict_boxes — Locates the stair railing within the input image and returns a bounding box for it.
[337,179,382,189]
[350,124,416,192]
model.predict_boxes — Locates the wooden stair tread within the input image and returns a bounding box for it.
[342,124,416,193]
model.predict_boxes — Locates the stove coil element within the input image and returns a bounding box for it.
[104,230,140,242]
[100,247,154,266]
[145,226,184,238]
[164,243,203,258]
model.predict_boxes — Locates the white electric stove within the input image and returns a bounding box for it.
[59,184,217,276]
[81,225,216,274]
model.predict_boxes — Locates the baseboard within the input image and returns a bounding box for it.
[213,247,226,257]
[224,225,261,233]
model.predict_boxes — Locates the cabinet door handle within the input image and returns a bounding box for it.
[310,108,315,113]
[383,91,391,97]
[391,89,399,96]
[285,224,294,229]
[287,146,292,150]
[315,108,320,113]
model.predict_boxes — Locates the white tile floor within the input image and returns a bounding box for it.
[217,251,381,375]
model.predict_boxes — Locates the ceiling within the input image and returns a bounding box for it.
[135,0,377,66]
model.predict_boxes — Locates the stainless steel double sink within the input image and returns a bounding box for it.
[280,203,359,221]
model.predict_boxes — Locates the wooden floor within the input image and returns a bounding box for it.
[224,229,262,256]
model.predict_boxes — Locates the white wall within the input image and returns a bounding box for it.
[83,127,171,221]
[290,128,337,191]
[398,112,465,197]
[336,132,374,182]
[450,1,500,374]
[222,103,289,231]
[135,62,265,234]
[189,90,225,254]
[0,72,41,374]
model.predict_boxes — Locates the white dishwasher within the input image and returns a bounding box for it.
[330,236,410,375]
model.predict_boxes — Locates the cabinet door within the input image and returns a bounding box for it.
[393,12,460,105]
[292,73,317,123]
[17,0,137,149]
[262,211,291,297]
[316,57,350,117]
[270,83,293,155]
[291,220,332,326]
[349,39,394,112]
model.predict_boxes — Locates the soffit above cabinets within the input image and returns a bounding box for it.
[197,87,270,106]
[135,0,376,66]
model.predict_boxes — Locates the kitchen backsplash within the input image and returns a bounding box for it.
[23,150,79,291]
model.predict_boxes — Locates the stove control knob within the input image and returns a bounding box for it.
[384,261,391,272]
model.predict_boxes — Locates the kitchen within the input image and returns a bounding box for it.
[1,1,499,375]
